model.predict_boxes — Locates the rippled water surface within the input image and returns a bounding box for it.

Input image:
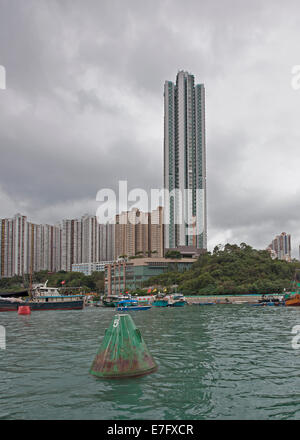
[1,305,300,419]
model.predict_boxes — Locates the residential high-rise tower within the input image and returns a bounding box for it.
[164,70,207,251]
[267,232,291,262]
[114,207,164,259]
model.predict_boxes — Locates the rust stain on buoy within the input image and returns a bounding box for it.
[90,314,157,379]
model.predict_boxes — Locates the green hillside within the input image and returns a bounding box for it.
[144,243,300,295]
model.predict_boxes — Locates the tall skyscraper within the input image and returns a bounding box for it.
[164,70,207,251]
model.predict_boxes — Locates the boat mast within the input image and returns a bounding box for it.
[29,261,33,299]
[295,269,300,294]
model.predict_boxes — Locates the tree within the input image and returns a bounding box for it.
[165,250,181,259]
[143,243,300,295]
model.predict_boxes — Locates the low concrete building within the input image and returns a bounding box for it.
[72,260,115,276]
[105,257,195,295]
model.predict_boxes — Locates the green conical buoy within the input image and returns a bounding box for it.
[90,314,157,379]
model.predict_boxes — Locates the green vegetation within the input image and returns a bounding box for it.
[0,275,25,293]
[143,243,300,295]
[165,250,182,259]
[128,250,159,259]
[0,270,105,294]
[128,288,148,296]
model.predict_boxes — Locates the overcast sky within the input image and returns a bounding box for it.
[0,0,300,256]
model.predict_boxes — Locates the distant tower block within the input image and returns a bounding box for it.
[90,314,157,379]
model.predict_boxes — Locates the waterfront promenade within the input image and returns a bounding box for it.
[186,295,265,304]
[137,294,281,305]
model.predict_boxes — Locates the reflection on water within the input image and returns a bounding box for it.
[1,305,300,419]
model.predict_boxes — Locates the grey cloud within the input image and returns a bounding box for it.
[0,0,300,256]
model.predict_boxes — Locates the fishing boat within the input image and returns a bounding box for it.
[285,294,300,306]
[116,299,151,311]
[137,298,151,306]
[259,295,285,306]
[283,271,300,306]
[102,293,131,307]
[102,295,121,307]
[284,289,300,307]
[168,294,187,307]
[0,281,85,312]
[152,292,169,307]
[251,295,285,307]
[0,297,25,312]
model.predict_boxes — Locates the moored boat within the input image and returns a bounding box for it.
[285,293,300,307]
[102,295,120,307]
[283,272,300,306]
[152,299,169,307]
[168,294,187,307]
[137,298,151,306]
[251,295,285,307]
[0,281,85,312]
[102,293,131,307]
[0,297,25,312]
[257,295,285,306]
[116,299,151,311]
[152,291,169,307]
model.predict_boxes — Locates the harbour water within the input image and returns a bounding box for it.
[1,305,300,420]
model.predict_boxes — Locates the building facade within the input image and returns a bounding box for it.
[149,206,164,258]
[105,257,195,295]
[267,232,291,262]
[61,215,115,271]
[61,219,82,272]
[164,70,207,251]
[0,214,62,277]
[0,218,14,277]
[72,261,115,276]
[0,213,115,278]
[114,207,164,260]
[99,223,115,262]
[27,223,61,273]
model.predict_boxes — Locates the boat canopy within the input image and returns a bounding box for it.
[118,300,138,305]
